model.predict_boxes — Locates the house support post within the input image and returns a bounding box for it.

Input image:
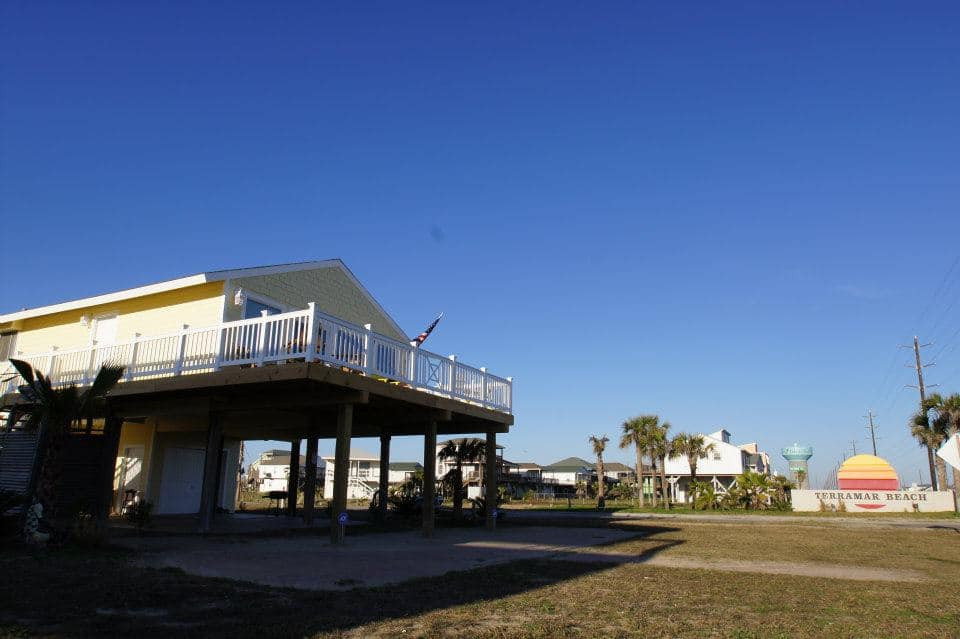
[198,413,223,533]
[422,420,437,537]
[302,435,318,524]
[377,434,390,524]
[485,430,497,530]
[97,415,123,523]
[331,404,353,544]
[286,439,301,517]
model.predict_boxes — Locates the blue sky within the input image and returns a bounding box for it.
[2,3,959,486]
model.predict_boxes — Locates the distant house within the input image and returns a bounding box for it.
[601,462,635,482]
[435,438,506,499]
[322,448,422,500]
[541,457,595,488]
[663,429,773,502]
[248,449,301,493]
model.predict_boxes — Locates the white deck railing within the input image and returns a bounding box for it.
[0,303,512,413]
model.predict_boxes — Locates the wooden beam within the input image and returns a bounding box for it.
[303,435,318,524]
[97,415,123,523]
[485,431,497,530]
[198,413,223,533]
[377,434,390,524]
[422,420,437,537]
[331,403,353,544]
[286,439,300,517]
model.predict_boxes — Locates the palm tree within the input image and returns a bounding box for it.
[588,435,609,504]
[794,468,807,490]
[670,433,716,505]
[914,393,960,503]
[620,415,660,508]
[649,423,672,508]
[5,358,124,516]
[437,438,486,521]
[910,397,950,492]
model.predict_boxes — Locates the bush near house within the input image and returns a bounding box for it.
[690,471,794,511]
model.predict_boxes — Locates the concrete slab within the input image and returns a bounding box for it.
[116,526,638,590]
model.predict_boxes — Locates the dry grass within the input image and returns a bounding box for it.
[1,520,958,638]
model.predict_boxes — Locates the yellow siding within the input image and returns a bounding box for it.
[8,283,226,355]
[229,267,407,342]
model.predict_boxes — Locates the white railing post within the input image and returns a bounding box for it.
[448,354,457,398]
[507,376,513,411]
[46,347,58,381]
[126,333,141,381]
[214,323,225,371]
[305,303,317,362]
[256,310,269,366]
[363,323,373,374]
[84,341,97,384]
[408,344,417,384]
[480,367,488,408]
[173,325,189,375]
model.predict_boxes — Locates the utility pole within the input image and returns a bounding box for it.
[864,411,878,456]
[849,440,858,456]
[903,336,938,489]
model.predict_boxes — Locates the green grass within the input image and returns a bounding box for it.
[1,519,959,637]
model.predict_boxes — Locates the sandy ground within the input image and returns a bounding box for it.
[116,524,925,590]
[117,526,635,590]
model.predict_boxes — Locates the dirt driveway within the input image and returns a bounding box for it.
[116,526,637,590]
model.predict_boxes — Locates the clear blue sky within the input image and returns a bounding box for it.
[2,3,959,487]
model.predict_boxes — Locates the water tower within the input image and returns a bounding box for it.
[781,444,813,489]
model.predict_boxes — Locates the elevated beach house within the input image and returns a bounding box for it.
[0,260,513,538]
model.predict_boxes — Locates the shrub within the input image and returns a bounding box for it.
[124,500,154,530]
[71,509,106,547]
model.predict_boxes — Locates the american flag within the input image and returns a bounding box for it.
[411,313,443,348]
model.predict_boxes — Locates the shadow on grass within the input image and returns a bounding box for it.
[0,525,683,638]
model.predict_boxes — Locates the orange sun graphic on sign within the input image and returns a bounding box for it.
[836,455,900,509]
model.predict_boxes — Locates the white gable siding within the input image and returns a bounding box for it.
[228,267,406,342]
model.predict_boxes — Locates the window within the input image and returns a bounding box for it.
[713,452,722,461]
[243,298,281,319]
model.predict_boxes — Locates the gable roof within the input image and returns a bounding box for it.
[603,462,634,472]
[0,259,408,339]
[389,462,423,472]
[544,457,594,471]
[320,447,378,461]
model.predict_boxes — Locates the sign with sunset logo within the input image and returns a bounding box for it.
[790,454,955,513]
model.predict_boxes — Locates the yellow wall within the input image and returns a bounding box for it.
[227,267,407,342]
[6,283,226,355]
[113,421,156,506]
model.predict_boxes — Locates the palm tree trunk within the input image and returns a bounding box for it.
[660,456,667,508]
[926,445,939,490]
[936,457,948,495]
[635,447,645,508]
[453,462,463,521]
[688,459,698,506]
[649,450,658,508]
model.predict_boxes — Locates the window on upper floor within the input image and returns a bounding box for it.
[713,452,722,460]
[243,298,281,319]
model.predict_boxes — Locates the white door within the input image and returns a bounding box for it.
[92,315,118,345]
[157,447,205,514]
